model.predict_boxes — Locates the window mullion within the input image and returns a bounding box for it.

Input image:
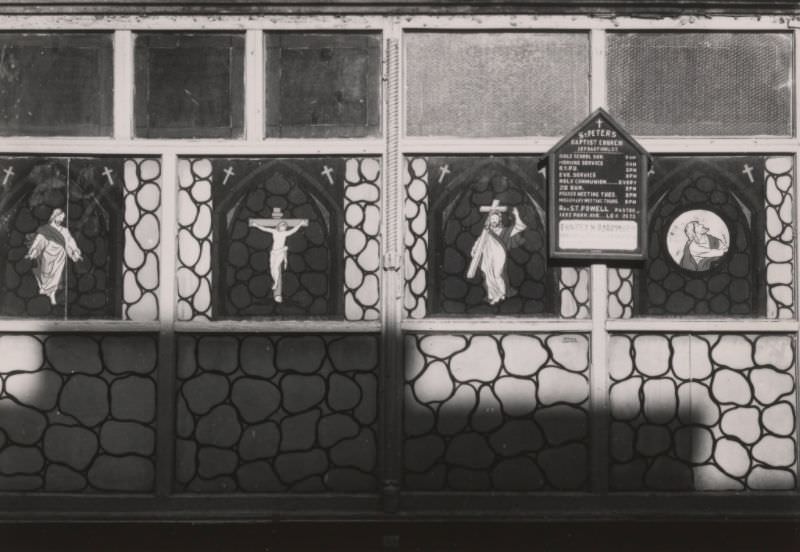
[114,30,134,140]
[156,151,178,497]
[245,29,265,143]
[379,18,404,512]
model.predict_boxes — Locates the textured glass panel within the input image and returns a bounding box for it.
[406,32,590,137]
[0,33,113,136]
[176,333,379,493]
[135,33,244,138]
[609,333,797,492]
[404,333,590,491]
[608,33,792,136]
[0,333,158,493]
[265,33,381,138]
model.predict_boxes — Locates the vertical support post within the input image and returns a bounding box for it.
[156,152,178,497]
[589,27,610,494]
[794,28,800,493]
[114,30,134,140]
[379,25,403,513]
[589,28,607,113]
[591,263,609,493]
[245,29,265,142]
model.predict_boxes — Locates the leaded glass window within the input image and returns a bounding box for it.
[176,156,380,321]
[0,156,161,320]
[609,155,795,318]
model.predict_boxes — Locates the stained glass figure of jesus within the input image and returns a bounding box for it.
[466,199,527,305]
[249,208,309,303]
[24,208,83,305]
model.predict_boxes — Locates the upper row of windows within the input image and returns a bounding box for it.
[0,31,793,138]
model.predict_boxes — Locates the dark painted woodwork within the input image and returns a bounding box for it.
[0,1,797,16]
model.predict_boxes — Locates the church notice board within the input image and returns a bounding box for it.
[545,108,650,261]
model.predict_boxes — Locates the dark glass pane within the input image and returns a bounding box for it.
[418,156,558,316]
[265,33,381,138]
[0,33,113,136]
[637,156,768,316]
[135,33,244,138]
[175,333,379,493]
[0,333,158,493]
[608,33,793,136]
[406,32,590,137]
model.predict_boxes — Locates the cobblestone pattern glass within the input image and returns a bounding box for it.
[609,333,797,491]
[177,158,214,320]
[176,334,379,492]
[764,157,794,318]
[0,334,157,492]
[559,267,590,319]
[608,268,634,319]
[404,333,590,491]
[404,157,429,319]
[343,158,381,321]
[122,158,161,321]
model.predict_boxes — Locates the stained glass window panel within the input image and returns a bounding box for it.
[638,156,771,316]
[405,32,590,137]
[0,156,161,320]
[265,33,381,138]
[411,156,558,316]
[135,33,244,138]
[177,157,381,321]
[608,33,793,136]
[0,33,113,137]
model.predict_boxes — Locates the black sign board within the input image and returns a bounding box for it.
[545,108,650,261]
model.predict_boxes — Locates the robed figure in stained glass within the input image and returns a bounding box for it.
[466,200,527,305]
[24,208,83,305]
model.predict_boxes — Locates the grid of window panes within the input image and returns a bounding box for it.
[0,21,795,500]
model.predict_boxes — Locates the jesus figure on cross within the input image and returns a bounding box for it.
[249,208,309,303]
[466,199,527,305]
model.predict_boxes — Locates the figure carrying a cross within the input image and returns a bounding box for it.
[249,208,309,303]
[466,199,527,305]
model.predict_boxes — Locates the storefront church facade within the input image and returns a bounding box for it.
[0,0,799,521]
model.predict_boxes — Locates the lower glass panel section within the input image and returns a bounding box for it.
[0,333,158,493]
[404,332,590,491]
[175,333,379,493]
[609,333,797,491]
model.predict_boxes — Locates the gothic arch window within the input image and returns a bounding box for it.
[0,157,123,318]
[426,156,556,316]
[638,157,766,316]
[212,159,343,318]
